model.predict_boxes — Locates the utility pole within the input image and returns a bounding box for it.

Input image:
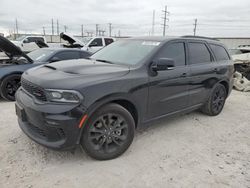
[43,27,46,36]
[64,25,67,32]
[15,18,19,35]
[193,18,198,36]
[108,23,112,37]
[152,10,155,36]
[51,19,54,35]
[81,24,84,37]
[118,30,121,37]
[162,5,169,36]
[56,19,59,35]
[95,24,99,36]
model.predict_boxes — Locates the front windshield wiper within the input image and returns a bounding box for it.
[94,59,114,64]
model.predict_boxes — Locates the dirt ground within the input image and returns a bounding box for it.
[0,90,249,188]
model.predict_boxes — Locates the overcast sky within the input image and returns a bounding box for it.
[1,0,250,37]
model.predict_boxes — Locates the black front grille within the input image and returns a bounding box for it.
[21,78,47,101]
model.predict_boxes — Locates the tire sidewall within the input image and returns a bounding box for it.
[209,84,227,116]
[81,103,135,160]
[0,74,21,101]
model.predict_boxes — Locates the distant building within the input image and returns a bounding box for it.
[217,37,250,48]
[0,33,4,37]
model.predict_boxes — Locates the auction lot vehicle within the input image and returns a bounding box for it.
[10,35,47,53]
[0,36,91,101]
[229,47,250,91]
[60,32,115,53]
[15,36,234,160]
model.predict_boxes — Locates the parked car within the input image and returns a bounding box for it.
[10,35,47,53]
[15,36,234,160]
[0,35,91,101]
[60,32,115,53]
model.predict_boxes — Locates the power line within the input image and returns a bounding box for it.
[162,5,170,36]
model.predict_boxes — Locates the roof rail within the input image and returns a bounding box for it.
[181,35,219,41]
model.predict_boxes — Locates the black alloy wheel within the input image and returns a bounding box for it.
[201,83,227,116]
[0,74,21,101]
[81,103,135,160]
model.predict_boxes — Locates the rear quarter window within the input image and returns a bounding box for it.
[209,44,230,61]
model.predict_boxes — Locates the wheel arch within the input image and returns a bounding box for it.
[219,80,229,96]
[86,94,139,128]
[0,71,23,84]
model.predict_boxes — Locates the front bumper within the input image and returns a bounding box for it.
[16,88,86,150]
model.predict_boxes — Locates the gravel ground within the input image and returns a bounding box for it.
[0,90,250,188]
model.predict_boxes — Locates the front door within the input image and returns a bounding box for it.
[147,41,190,119]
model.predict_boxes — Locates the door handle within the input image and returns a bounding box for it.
[180,73,187,77]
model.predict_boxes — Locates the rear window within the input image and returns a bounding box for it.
[210,44,230,61]
[188,42,212,64]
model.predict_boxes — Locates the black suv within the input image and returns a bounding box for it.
[15,36,234,160]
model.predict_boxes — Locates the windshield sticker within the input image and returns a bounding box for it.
[142,41,160,46]
[35,54,46,60]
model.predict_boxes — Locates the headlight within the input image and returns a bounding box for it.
[46,89,83,103]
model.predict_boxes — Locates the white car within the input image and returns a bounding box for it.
[10,36,47,53]
[60,33,115,53]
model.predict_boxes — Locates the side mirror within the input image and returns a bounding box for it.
[23,39,29,43]
[151,58,175,71]
[50,57,61,63]
[89,41,98,47]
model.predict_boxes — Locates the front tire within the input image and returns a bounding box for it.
[81,103,135,160]
[201,83,227,116]
[0,74,21,101]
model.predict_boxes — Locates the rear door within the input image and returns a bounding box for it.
[187,41,217,106]
[147,40,190,119]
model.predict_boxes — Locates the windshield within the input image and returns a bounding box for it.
[90,40,160,65]
[81,37,92,44]
[27,49,54,62]
[15,36,26,41]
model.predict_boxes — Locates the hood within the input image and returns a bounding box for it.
[23,59,130,89]
[0,36,33,63]
[60,32,85,47]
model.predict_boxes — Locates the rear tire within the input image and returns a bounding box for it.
[0,74,21,101]
[81,103,135,160]
[201,83,227,116]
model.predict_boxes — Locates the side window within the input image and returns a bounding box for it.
[53,51,80,61]
[26,37,34,42]
[36,37,45,43]
[188,42,212,64]
[156,42,186,67]
[89,38,103,47]
[104,38,114,46]
[209,44,230,61]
